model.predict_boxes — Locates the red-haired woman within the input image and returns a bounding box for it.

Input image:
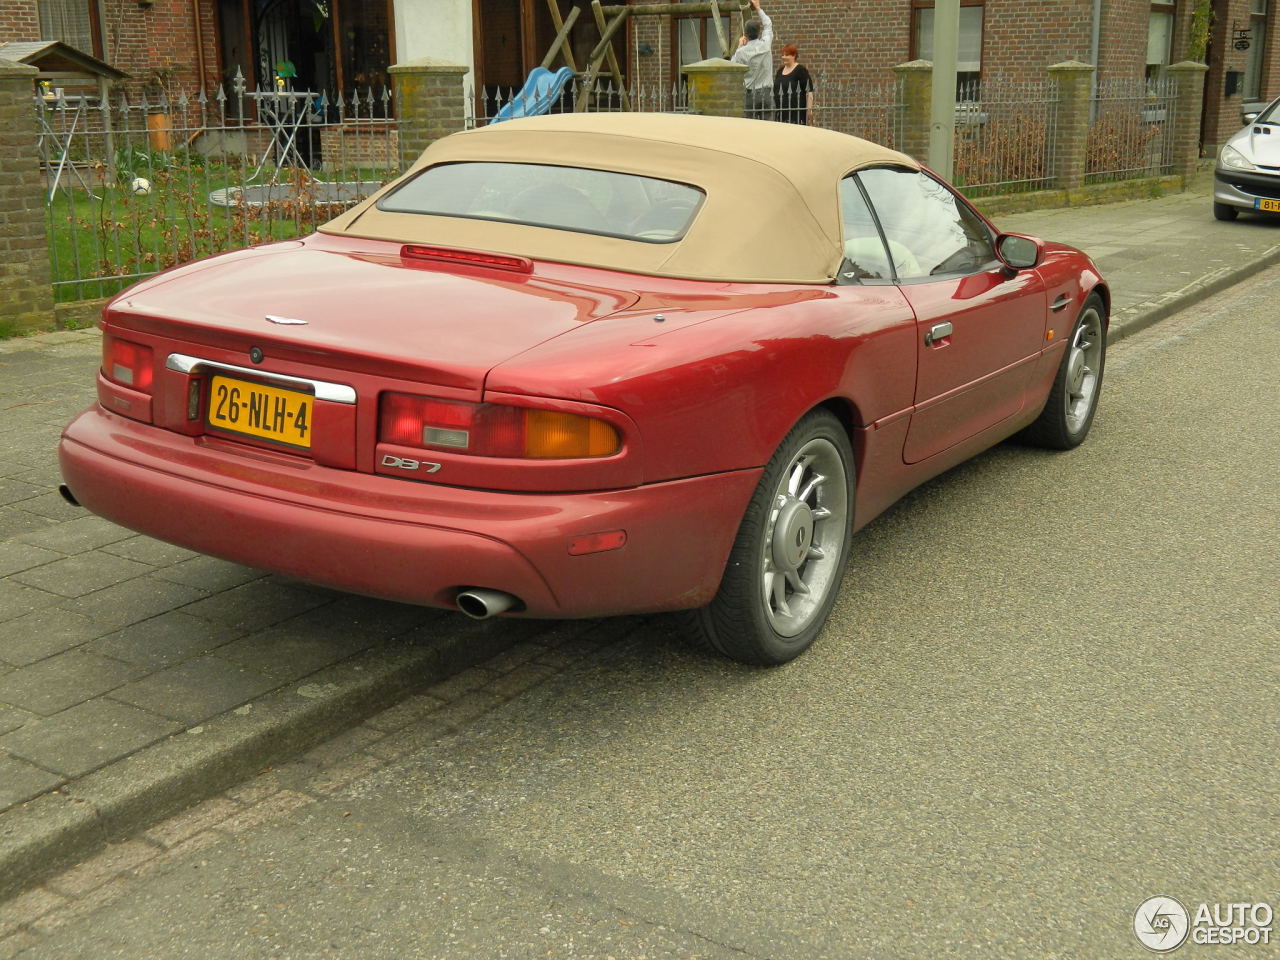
[774,45,814,125]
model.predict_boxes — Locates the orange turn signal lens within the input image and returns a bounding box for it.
[523,409,619,459]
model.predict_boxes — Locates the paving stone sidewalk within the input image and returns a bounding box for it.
[2,174,1279,903]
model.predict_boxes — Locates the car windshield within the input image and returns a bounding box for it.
[1256,98,1280,124]
[376,162,705,243]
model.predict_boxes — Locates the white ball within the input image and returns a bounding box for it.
[129,177,152,196]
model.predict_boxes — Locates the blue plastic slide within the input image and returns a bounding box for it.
[491,67,576,123]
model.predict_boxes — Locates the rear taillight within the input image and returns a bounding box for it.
[380,393,619,459]
[102,334,154,392]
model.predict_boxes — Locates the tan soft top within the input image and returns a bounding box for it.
[320,112,919,284]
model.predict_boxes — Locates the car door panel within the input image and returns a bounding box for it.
[899,267,1046,463]
[853,166,1049,465]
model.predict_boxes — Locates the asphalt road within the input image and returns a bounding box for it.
[13,267,1279,959]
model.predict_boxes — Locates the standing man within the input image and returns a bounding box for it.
[732,0,774,120]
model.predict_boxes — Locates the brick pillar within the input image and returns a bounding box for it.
[1166,61,1210,182]
[893,61,932,162]
[1047,60,1095,190]
[0,60,54,337]
[389,58,469,171]
[680,59,746,118]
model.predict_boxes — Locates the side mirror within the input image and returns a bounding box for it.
[997,233,1043,272]
[1243,111,1260,124]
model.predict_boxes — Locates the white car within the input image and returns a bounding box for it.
[1213,95,1280,220]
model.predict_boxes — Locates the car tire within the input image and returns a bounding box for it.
[1018,293,1107,450]
[678,409,854,665]
[1213,202,1239,221]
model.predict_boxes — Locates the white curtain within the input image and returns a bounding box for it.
[38,0,95,56]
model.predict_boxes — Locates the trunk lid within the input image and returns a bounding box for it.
[113,235,641,391]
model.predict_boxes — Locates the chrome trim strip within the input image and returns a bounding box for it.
[165,353,357,404]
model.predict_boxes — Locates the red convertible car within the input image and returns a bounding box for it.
[59,114,1107,665]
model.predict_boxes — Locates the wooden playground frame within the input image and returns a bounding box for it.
[541,1,751,111]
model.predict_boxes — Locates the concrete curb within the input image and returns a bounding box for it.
[1107,242,1280,343]
[0,615,534,901]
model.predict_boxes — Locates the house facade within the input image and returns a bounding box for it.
[2,0,1275,151]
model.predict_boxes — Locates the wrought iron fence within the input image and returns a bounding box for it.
[807,77,901,149]
[467,80,689,127]
[469,75,900,148]
[952,79,1059,195]
[37,74,399,301]
[1087,77,1177,181]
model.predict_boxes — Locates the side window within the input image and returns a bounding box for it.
[838,176,892,281]
[857,167,997,279]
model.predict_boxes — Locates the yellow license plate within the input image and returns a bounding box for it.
[1255,197,1280,213]
[208,375,313,448]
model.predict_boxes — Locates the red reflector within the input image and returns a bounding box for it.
[568,530,627,556]
[401,245,532,274]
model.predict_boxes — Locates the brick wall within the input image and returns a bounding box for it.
[985,2,1095,82]
[0,59,54,336]
[1094,0,1147,87]
[2,0,220,98]
[626,1,1133,88]
[104,0,221,99]
[0,2,42,41]
[318,125,399,172]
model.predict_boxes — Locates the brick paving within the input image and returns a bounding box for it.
[0,623,615,955]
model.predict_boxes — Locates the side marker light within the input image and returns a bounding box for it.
[568,530,627,556]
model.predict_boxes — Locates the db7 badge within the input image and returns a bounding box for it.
[381,455,441,473]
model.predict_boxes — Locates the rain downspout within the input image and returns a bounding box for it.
[192,0,207,92]
[189,0,208,146]
[1090,0,1101,119]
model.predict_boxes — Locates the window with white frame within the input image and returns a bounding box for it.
[1147,1,1175,83]
[913,1,984,95]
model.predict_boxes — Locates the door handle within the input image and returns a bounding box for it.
[925,321,953,346]
[1050,294,1072,312]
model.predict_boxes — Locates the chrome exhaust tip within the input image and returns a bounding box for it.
[58,484,81,507]
[455,588,519,620]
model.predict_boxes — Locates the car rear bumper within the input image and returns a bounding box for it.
[1213,168,1280,210]
[59,406,760,617]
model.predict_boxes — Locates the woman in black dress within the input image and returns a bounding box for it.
[774,44,814,125]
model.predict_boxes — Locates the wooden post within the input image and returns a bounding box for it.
[541,5,581,71]
[709,1,729,59]
[543,0,579,73]
[589,1,632,111]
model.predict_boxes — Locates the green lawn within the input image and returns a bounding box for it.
[45,158,392,303]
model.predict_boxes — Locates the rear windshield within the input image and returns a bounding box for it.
[376,162,705,243]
